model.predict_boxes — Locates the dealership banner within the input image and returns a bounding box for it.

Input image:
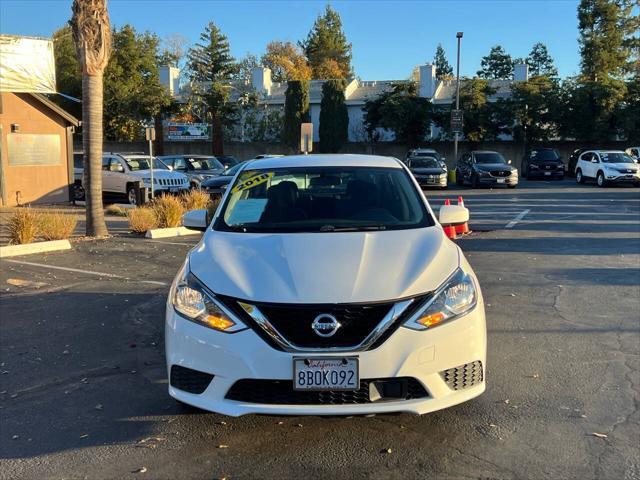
[166,122,210,141]
[0,35,56,93]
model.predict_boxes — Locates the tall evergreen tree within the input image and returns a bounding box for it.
[526,43,558,77]
[187,21,238,155]
[319,79,349,152]
[300,5,352,79]
[282,80,310,151]
[434,44,453,80]
[477,45,513,80]
[572,0,632,141]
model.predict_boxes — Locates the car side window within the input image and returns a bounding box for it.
[592,153,600,163]
[108,159,123,172]
[580,152,592,162]
[174,158,188,171]
[102,157,111,170]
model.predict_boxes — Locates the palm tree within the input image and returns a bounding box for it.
[70,0,111,236]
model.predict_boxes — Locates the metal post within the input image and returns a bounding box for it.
[454,32,463,164]
[148,138,154,200]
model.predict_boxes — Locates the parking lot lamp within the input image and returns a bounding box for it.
[454,32,463,164]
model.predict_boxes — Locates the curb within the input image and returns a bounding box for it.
[0,240,72,258]
[144,227,201,239]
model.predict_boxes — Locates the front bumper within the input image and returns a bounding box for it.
[165,300,487,416]
[528,168,564,178]
[603,173,640,184]
[414,175,447,188]
[477,175,518,186]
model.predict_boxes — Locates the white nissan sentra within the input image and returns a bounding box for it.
[166,154,486,416]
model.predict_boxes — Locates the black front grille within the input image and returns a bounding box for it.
[441,361,484,390]
[490,170,512,177]
[170,365,214,394]
[225,377,429,405]
[218,294,431,351]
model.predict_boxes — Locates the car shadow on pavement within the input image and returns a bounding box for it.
[0,289,217,460]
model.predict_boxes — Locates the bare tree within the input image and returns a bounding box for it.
[71,0,111,236]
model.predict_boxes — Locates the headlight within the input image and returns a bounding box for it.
[440,173,447,178]
[171,263,247,333]
[404,269,477,330]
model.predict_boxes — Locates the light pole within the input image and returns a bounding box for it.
[454,31,463,165]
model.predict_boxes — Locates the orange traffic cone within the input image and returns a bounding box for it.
[455,196,470,235]
[444,224,457,239]
[444,198,451,206]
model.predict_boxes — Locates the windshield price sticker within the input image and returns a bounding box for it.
[232,172,274,193]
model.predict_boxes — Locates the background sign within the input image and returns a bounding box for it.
[7,134,60,166]
[300,122,313,153]
[450,109,464,133]
[166,122,210,141]
[0,35,56,93]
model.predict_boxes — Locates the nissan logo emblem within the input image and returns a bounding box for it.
[311,314,341,338]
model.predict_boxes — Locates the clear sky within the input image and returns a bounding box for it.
[0,0,583,79]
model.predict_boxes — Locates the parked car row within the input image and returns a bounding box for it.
[72,153,283,204]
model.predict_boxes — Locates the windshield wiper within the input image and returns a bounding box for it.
[319,225,387,232]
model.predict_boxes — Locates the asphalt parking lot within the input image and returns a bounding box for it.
[1,179,639,480]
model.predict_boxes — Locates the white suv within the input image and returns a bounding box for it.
[166,154,486,417]
[98,153,189,204]
[575,150,640,187]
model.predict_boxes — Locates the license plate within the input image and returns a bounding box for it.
[545,172,552,176]
[169,187,179,193]
[496,178,505,183]
[293,357,359,391]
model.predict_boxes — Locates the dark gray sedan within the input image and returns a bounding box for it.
[407,156,448,189]
[159,155,225,188]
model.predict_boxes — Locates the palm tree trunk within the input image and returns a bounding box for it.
[83,72,108,236]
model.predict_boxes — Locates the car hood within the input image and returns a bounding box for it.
[604,163,638,171]
[190,227,459,304]
[195,169,224,176]
[411,167,445,175]
[202,175,233,187]
[130,170,187,180]
[475,163,514,171]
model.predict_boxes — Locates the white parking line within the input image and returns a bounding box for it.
[505,209,530,229]
[2,259,168,286]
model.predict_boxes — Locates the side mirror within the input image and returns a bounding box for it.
[591,159,598,163]
[439,205,469,226]
[182,209,208,232]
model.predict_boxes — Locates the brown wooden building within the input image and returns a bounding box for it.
[0,92,79,207]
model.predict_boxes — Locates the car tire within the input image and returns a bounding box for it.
[456,170,464,186]
[190,181,201,190]
[596,171,606,188]
[127,186,139,205]
[471,173,479,188]
[576,169,584,184]
[73,182,85,201]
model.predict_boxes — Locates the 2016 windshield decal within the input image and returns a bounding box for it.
[231,172,274,193]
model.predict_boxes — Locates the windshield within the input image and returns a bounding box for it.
[215,166,433,233]
[475,152,506,164]
[187,157,224,170]
[531,150,560,161]
[413,151,441,160]
[601,152,635,164]
[410,157,440,168]
[124,157,169,171]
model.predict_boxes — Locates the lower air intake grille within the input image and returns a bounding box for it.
[441,361,484,390]
[170,365,214,394]
[225,377,428,405]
